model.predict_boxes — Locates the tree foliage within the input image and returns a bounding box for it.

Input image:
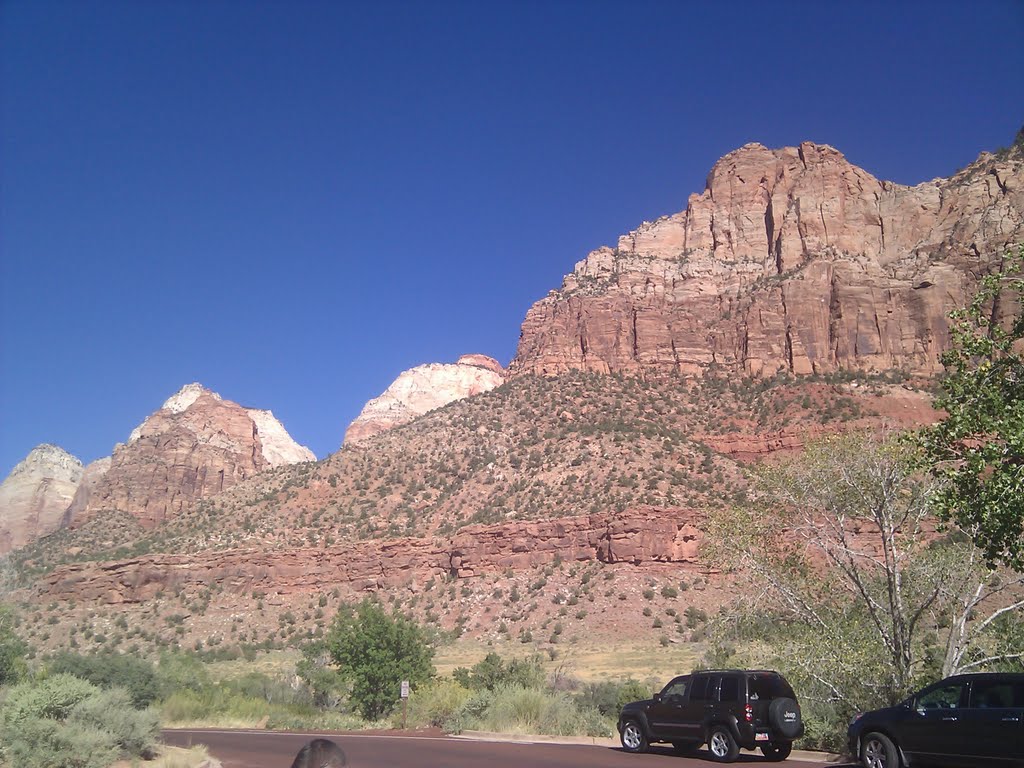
[704,433,1023,714]
[920,245,1024,570]
[325,599,434,720]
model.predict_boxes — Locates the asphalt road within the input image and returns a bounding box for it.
[163,729,845,768]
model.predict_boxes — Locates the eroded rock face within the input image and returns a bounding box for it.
[34,506,703,603]
[61,457,112,528]
[80,384,315,528]
[0,445,83,554]
[512,143,1024,377]
[344,355,506,444]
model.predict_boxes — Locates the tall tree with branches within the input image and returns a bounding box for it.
[919,245,1024,570]
[705,433,1024,713]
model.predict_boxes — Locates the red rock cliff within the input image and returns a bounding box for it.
[511,143,1024,377]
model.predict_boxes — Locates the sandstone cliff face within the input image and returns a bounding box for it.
[0,445,83,554]
[61,457,112,528]
[34,506,703,603]
[344,355,506,444]
[80,384,315,528]
[512,143,1024,377]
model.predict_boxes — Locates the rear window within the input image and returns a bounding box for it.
[747,673,795,701]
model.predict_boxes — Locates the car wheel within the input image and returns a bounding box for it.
[707,726,739,762]
[673,740,699,753]
[620,719,648,753]
[760,742,792,761]
[861,732,899,768]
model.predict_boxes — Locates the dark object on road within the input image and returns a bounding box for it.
[848,672,1024,768]
[617,668,802,762]
[289,738,348,768]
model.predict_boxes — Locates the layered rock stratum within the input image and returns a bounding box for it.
[0,444,83,554]
[512,142,1023,377]
[78,383,315,528]
[344,355,506,444]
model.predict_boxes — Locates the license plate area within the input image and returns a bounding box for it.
[754,732,770,741]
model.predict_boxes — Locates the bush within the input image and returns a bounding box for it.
[49,651,160,707]
[1,674,97,727]
[460,684,612,737]
[405,679,471,729]
[0,675,159,767]
[69,687,159,757]
[2,717,118,768]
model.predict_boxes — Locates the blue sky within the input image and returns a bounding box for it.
[2,0,1022,477]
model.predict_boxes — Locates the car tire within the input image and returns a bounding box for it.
[620,719,648,753]
[861,731,900,768]
[768,697,802,739]
[760,742,792,761]
[673,740,699,754]
[707,725,739,762]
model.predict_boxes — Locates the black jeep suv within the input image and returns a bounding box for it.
[617,669,803,762]
[848,672,1024,768]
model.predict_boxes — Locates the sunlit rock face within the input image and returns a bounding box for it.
[344,355,506,445]
[0,444,83,554]
[79,383,315,528]
[512,142,1024,378]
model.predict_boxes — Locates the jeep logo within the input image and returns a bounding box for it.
[785,711,797,720]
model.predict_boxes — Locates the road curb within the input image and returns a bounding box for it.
[456,731,846,763]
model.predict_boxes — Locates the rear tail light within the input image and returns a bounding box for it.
[745,704,753,722]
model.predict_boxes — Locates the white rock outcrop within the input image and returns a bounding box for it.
[0,444,84,553]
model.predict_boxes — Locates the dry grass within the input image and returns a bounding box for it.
[434,638,701,686]
[110,745,215,768]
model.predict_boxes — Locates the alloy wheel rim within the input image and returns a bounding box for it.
[864,740,886,768]
[711,732,728,756]
[623,724,640,749]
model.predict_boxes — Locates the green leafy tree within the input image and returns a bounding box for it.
[920,246,1024,570]
[326,599,434,719]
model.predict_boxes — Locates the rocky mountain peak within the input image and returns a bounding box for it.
[344,355,506,445]
[79,384,314,528]
[0,444,84,554]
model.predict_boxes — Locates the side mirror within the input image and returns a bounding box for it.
[653,693,662,703]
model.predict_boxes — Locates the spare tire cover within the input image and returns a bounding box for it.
[768,697,801,738]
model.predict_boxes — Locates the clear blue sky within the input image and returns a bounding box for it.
[2,0,1022,477]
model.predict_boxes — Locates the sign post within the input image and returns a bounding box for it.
[400,680,410,729]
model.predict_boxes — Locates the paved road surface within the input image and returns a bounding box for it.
[163,729,844,768]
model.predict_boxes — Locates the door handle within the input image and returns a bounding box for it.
[941,716,957,721]
[1002,717,1020,722]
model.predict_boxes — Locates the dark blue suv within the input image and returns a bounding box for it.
[848,673,1024,768]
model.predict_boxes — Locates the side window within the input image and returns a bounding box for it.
[690,676,711,701]
[917,683,965,710]
[662,677,690,700]
[970,680,1016,709]
[719,676,740,703]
